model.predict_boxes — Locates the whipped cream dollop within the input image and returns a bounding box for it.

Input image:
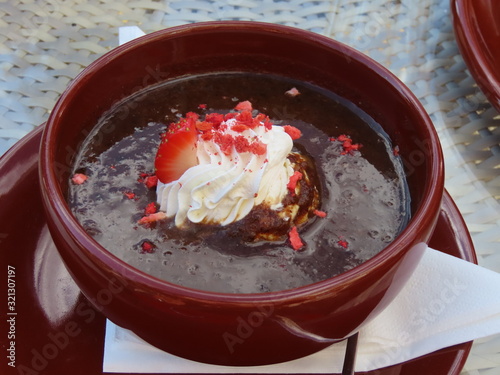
[156,105,296,227]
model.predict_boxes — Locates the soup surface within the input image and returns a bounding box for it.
[68,72,410,293]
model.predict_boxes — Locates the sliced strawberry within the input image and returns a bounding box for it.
[155,118,198,184]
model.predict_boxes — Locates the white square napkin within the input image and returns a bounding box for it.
[102,247,500,373]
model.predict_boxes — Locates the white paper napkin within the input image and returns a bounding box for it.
[102,247,500,373]
[118,26,146,46]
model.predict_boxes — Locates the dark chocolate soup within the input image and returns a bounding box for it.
[68,72,410,294]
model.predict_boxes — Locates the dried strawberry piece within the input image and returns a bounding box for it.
[214,133,234,155]
[196,121,213,131]
[124,191,136,200]
[288,226,304,251]
[201,131,214,141]
[234,100,252,111]
[144,202,157,215]
[250,113,268,129]
[313,210,327,218]
[249,141,267,155]
[234,135,251,153]
[283,125,302,140]
[330,134,362,155]
[231,123,250,133]
[71,173,88,185]
[224,112,237,121]
[235,110,254,127]
[144,175,158,189]
[138,172,149,183]
[205,112,224,127]
[393,145,400,156]
[338,239,348,249]
[138,212,167,224]
[337,134,349,142]
[198,103,207,109]
[141,240,155,253]
[287,171,303,193]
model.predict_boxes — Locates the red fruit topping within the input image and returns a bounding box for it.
[231,123,250,133]
[124,191,136,200]
[198,104,207,109]
[205,112,224,126]
[196,121,213,131]
[155,116,198,184]
[141,240,155,253]
[144,202,157,215]
[330,134,362,155]
[250,141,267,155]
[283,125,302,140]
[234,135,250,153]
[337,134,349,142]
[224,112,237,121]
[338,239,349,249]
[235,110,254,127]
[214,132,234,155]
[201,132,214,141]
[289,226,304,251]
[144,175,158,189]
[287,171,303,193]
[234,100,252,111]
[154,101,293,182]
[253,113,272,130]
[285,87,300,97]
[138,211,167,225]
[71,173,87,185]
[313,209,327,218]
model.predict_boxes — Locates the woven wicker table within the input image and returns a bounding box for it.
[1,0,499,374]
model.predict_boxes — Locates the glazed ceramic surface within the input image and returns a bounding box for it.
[451,0,500,112]
[38,22,444,365]
[0,125,471,374]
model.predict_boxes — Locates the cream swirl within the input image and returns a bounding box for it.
[156,117,295,227]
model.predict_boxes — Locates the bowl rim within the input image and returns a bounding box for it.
[40,20,444,304]
[451,0,500,112]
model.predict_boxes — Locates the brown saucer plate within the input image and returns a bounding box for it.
[0,125,476,374]
[451,0,500,112]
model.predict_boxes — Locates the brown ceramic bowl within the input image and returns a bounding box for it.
[39,21,444,366]
[451,0,500,112]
